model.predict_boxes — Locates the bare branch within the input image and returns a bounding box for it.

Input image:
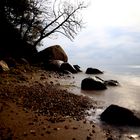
[33,0,87,46]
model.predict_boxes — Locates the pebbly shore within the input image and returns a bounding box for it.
[0,64,115,140]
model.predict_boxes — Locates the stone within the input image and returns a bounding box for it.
[60,62,77,74]
[37,45,68,62]
[0,60,10,72]
[86,68,103,74]
[73,65,82,72]
[95,76,119,86]
[45,60,64,71]
[100,104,140,126]
[104,80,119,86]
[81,77,107,90]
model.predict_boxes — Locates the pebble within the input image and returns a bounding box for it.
[92,130,95,133]
[30,130,36,134]
[64,125,69,129]
[89,133,93,136]
[107,137,113,140]
[54,127,60,131]
[48,125,51,128]
[46,131,51,134]
[28,122,34,125]
[73,127,78,130]
[42,126,47,130]
[87,136,91,140]
[83,120,87,124]
[23,132,28,136]
[92,124,95,128]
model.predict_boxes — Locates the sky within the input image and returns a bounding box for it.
[41,0,140,68]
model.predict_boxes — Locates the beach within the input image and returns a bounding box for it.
[0,63,140,140]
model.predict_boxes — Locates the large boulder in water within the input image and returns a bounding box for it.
[37,45,68,62]
[81,77,107,90]
[100,104,140,126]
[86,68,103,74]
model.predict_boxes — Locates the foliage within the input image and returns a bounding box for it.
[0,0,87,49]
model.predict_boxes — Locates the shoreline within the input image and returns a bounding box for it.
[0,64,126,140]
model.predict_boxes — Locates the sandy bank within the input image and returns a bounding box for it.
[0,64,114,140]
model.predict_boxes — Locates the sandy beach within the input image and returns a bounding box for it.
[0,64,125,140]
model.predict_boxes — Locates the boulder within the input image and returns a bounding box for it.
[73,65,82,72]
[86,68,103,74]
[60,62,77,74]
[95,76,119,86]
[100,104,140,126]
[81,77,107,90]
[37,45,68,62]
[104,80,119,86]
[45,60,64,71]
[0,60,10,72]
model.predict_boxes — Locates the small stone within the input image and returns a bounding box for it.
[73,127,78,130]
[92,124,95,127]
[72,138,76,140]
[107,138,113,140]
[54,128,60,130]
[23,132,27,136]
[89,133,93,136]
[42,126,47,130]
[33,118,38,122]
[92,130,95,133]
[30,130,36,134]
[48,125,51,128]
[57,128,60,130]
[64,125,69,129]
[87,136,91,140]
[46,131,51,134]
[83,120,86,124]
[28,122,34,125]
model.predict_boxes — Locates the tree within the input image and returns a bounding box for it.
[32,0,87,47]
[0,0,41,58]
[0,0,87,53]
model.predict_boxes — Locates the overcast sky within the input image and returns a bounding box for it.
[42,0,140,67]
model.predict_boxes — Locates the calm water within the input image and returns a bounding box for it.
[65,65,140,139]
[69,65,140,111]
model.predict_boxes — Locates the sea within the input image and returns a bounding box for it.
[65,64,140,140]
[69,65,140,110]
